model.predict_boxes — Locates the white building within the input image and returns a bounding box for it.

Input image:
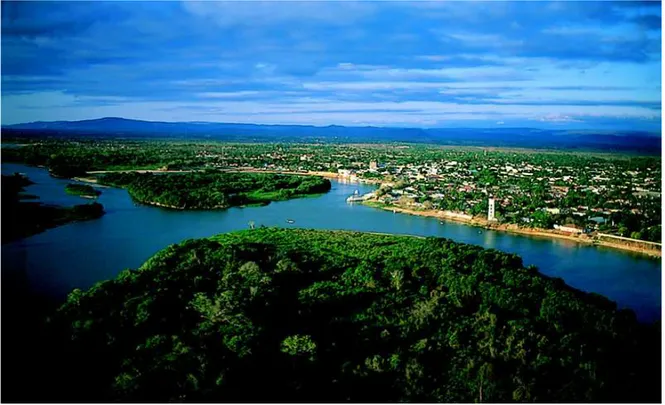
[554,224,583,234]
[488,197,497,221]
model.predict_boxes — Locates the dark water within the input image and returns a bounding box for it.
[2,163,661,322]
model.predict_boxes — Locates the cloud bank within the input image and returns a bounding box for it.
[1,1,661,130]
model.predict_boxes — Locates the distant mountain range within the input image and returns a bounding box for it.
[3,117,661,154]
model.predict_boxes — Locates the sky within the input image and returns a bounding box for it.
[1,0,662,130]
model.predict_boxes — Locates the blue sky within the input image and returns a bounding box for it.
[1,1,662,130]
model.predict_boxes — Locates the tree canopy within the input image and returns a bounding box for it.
[65,183,101,197]
[43,228,660,402]
[98,172,331,209]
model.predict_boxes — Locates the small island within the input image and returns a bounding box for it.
[65,183,101,198]
[97,171,332,209]
[2,174,105,243]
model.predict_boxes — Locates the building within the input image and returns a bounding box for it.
[369,161,378,171]
[554,224,583,234]
[488,197,497,221]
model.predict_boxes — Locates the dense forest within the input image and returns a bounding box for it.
[36,228,660,402]
[2,174,105,243]
[65,183,101,197]
[98,171,331,209]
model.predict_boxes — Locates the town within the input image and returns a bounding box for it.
[201,143,662,244]
[344,150,661,244]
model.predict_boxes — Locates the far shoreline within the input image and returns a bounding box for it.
[361,202,662,259]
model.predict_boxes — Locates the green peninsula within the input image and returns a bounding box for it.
[97,171,332,209]
[45,228,659,402]
[2,174,105,243]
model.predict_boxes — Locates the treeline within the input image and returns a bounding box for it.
[1,140,202,177]
[2,174,105,243]
[98,171,331,209]
[36,229,660,402]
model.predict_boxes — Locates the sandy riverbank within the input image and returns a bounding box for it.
[72,177,114,187]
[365,202,661,258]
[138,201,185,210]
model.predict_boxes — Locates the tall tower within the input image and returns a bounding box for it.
[488,197,496,221]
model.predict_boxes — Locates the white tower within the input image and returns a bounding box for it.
[488,197,496,221]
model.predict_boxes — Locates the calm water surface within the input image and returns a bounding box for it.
[2,163,661,322]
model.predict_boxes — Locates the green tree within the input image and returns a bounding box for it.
[281,335,317,361]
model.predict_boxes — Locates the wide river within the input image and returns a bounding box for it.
[2,163,661,322]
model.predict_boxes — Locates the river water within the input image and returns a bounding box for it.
[2,163,661,322]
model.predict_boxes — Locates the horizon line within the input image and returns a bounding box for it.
[3,116,662,134]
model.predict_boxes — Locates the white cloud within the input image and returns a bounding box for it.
[196,91,263,98]
[337,63,356,70]
[312,64,532,83]
[181,1,374,27]
[302,81,451,91]
[538,114,582,123]
[3,90,659,126]
[443,32,525,50]
[542,26,603,36]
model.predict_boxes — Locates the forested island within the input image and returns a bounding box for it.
[35,228,659,402]
[97,171,332,209]
[2,174,105,243]
[65,183,101,198]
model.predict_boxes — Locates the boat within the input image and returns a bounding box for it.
[286,219,295,224]
[440,221,445,225]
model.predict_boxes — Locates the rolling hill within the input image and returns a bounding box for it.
[3,117,661,154]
